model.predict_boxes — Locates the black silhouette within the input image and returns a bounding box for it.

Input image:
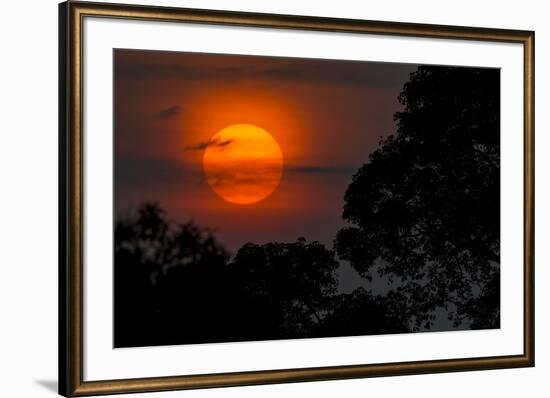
[230,238,339,339]
[114,203,230,347]
[114,65,500,347]
[335,66,500,330]
[114,203,406,347]
[317,288,409,336]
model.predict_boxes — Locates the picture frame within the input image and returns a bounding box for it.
[59,1,534,396]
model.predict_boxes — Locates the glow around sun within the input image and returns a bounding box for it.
[203,124,284,205]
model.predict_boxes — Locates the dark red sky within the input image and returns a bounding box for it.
[114,49,416,256]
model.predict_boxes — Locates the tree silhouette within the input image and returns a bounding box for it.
[114,202,231,347]
[230,238,339,339]
[115,203,406,347]
[115,204,355,346]
[317,287,409,337]
[335,66,500,330]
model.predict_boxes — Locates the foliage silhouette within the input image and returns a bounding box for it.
[335,66,500,330]
[317,288,409,336]
[115,203,405,347]
[230,238,339,339]
[114,203,231,347]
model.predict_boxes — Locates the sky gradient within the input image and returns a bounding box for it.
[114,49,417,261]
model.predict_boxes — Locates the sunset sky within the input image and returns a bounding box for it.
[114,49,416,261]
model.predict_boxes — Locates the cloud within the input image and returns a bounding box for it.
[153,105,183,119]
[286,165,358,175]
[185,138,234,151]
[115,155,204,192]
[204,164,356,191]
[116,52,416,89]
[206,165,282,188]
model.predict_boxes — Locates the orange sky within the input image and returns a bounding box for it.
[114,49,416,254]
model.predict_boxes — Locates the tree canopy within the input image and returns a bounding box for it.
[114,203,403,346]
[335,66,500,329]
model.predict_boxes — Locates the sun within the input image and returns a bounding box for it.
[203,124,284,205]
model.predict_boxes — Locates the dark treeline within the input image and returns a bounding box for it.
[114,204,407,347]
[114,65,500,347]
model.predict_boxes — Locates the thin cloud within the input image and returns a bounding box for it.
[116,54,416,89]
[115,155,201,188]
[154,105,183,120]
[286,165,358,175]
[185,138,234,151]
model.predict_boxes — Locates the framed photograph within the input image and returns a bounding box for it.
[59,1,534,396]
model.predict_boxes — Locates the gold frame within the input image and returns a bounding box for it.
[59,1,535,396]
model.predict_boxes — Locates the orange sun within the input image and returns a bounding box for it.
[203,124,284,205]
